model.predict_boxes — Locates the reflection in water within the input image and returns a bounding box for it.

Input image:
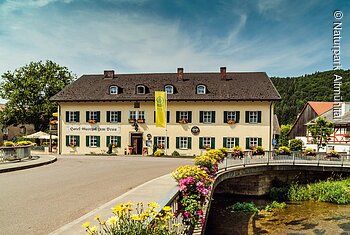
[205,194,350,235]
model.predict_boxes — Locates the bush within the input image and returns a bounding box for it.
[264,201,286,212]
[228,202,259,213]
[289,139,303,151]
[154,150,164,157]
[171,150,180,157]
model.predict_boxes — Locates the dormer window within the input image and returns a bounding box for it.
[136,85,146,94]
[109,86,118,94]
[165,85,174,94]
[196,85,206,94]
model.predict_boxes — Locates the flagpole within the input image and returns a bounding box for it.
[165,92,168,156]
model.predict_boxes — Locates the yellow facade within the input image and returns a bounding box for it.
[58,101,274,155]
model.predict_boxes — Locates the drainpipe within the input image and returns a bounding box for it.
[58,104,61,155]
[269,102,273,153]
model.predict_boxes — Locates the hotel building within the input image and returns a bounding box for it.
[51,68,281,155]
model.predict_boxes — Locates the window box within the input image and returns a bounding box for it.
[137,119,145,123]
[128,119,136,123]
[88,119,96,124]
[203,145,211,149]
[179,119,188,124]
[227,120,236,124]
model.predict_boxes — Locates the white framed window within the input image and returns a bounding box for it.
[180,137,188,149]
[88,136,98,147]
[68,111,78,122]
[138,111,145,120]
[249,111,258,123]
[179,111,188,120]
[156,136,167,148]
[109,86,118,94]
[197,85,206,94]
[202,137,211,148]
[249,137,258,148]
[226,137,236,148]
[110,111,120,122]
[165,85,174,94]
[136,85,146,94]
[227,111,236,121]
[68,135,78,146]
[203,111,212,123]
[129,111,145,120]
[129,111,137,120]
[89,111,98,121]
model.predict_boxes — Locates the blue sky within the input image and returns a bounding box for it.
[0,0,349,78]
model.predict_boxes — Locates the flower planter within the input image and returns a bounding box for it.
[178,120,189,124]
[227,120,236,124]
[88,120,96,124]
[137,119,145,123]
[128,119,135,123]
[0,145,32,160]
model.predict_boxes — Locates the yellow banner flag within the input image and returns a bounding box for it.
[155,91,166,128]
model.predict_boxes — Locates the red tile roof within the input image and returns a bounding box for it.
[308,102,333,115]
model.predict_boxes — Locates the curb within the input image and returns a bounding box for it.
[0,156,57,173]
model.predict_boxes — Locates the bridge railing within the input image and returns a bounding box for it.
[220,151,350,171]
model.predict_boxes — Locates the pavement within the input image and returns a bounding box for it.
[0,153,181,235]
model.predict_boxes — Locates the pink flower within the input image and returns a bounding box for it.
[183,211,191,218]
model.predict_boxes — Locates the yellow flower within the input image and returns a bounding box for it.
[106,216,118,225]
[112,205,123,215]
[94,215,100,221]
[82,222,90,229]
[126,201,134,207]
[148,202,160,208]
[100,220,106,225]
[162,206,172,212]
[131,214,141,221]
[90,226,98,232]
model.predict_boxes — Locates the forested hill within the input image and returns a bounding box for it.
[271,69,350,125]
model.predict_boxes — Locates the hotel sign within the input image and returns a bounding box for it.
[66,125,121,134]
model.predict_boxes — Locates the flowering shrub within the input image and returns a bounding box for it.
[326,150,340,159]
[251,146,265,156]
[231,146,244,158]
[276,146,291,155]
[172,148,226,229]
[303,148,316,156]
[82,202,181,235]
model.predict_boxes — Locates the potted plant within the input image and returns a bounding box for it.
[326,150,340,159]
[203,145,211,150]
[231,146,244,159]
[303,148,316,157]
[128,119,135,123]
[276,146,291,156]
[88,119,96,124]
[251,146,264,156]
[227,119,236,124]
[179,119,188,124]
[137,119,145,123]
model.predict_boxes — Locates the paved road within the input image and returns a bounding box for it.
[0,155,193,235]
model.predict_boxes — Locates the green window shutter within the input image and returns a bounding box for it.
[235,138,239,147]
[86,136,90,147]
[246,137,250,150]
[211,137,215,149]
[107,111,111,122]
[117,136,121,147]
[176,111,180,123]
[223,137,227,148]
[154,111,156,123]
[76,136,80,147]
[199,111,204,123]
[224,111,227,123]
[188,137,192,149]
[258,111,262,123]
[176,137,180,149]
[258,138,262,146]
[188,111,192,123]
[96,136,100,147]
[66,135,69,146]
[154,137,158,146]
[76,111,80,122]
[86,111,89,122]
[245,111,249,123]
[106,136,110,147]
[212,111,216,123]
[97,111,101,122]
[167,111,170,123]
[199,137,203,149]
[167,137,169,149]
[236,111,240,123]
[66,111,69,123]
[117,111,121,122]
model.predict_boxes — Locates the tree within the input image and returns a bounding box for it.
[307,116,334,152]
[289,139,303,151]
[278,124,291,147]
[0,60,75,131]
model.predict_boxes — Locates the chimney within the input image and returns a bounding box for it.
[220,67,227,80]
[177,67,184,80]
[104,70,114,79]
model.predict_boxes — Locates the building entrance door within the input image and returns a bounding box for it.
[131,133,143,155]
